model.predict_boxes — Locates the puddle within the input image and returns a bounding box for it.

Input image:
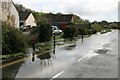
[103,43,111,48]
[37,52,51,60]
[94,49,110,54]
[65,44,76,50]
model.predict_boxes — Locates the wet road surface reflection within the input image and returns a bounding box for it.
[2,30,118,78]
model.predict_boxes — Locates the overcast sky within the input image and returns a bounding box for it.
[12,0,119,22]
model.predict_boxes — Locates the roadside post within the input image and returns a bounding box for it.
[52,26,62,54]
[53,33,56,54]
[32,52,35,62]
[81,34,84,43]
[32,38,35,51]
[32,37,35,62]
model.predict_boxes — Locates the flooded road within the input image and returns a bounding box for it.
[2,30,118,78]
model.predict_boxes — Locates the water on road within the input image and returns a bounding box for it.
[2,30,118,78]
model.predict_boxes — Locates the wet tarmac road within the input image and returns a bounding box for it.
[2,30,118,78]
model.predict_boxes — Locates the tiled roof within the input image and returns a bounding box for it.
[45,13,74,23]
[19,12,31,21]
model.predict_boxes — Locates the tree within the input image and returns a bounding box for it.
[99,20,109,27]
[30,22,52,43]
[30,12,52,42]
[32,12,47,24]
[63,25,77,40]
[38,23,52,42]
[15,4,34,15]
[77,18,90,24]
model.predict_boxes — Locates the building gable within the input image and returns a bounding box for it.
[25,13,36,27]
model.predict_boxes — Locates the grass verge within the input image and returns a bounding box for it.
[0,53,25,63]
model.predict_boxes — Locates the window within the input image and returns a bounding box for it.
[2,2,11,11]
[2,2,7,11]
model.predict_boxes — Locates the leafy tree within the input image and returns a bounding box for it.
[38,23,52,42]
[15,4,34,15]
[32,12,47,24]
[76,18,90,24]
[30,12,52,42]
[99,20,109,27]
[2,22,26,55]
[63,25,77,40]
[30,22,52,43]
[15,4,26,13]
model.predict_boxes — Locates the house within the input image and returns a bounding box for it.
[26,13,37,27]
[19,12,37,28]
[45,13,80,31]
[0,0,19,28]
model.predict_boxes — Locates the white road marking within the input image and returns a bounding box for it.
[106,51,110,54]
[77,55,88,62]
[50,71,64,80]
[77,52,99,62]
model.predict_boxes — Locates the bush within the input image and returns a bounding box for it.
[78,28,90,35]
[92,23,103,32]
[35,42,52,53]
[63,25,77,40]
[2,22,26,55]
[101,29,111,34]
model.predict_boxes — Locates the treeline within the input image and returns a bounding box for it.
[92,20,120,29]
[15,4,34,15]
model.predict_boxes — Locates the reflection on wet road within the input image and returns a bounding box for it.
[2,30,118,78]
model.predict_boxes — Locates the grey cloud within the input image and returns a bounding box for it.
[118,1,120,21]
[13,0,118,22]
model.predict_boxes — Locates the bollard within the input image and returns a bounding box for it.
[53,33,56,54]
[32,38,35,51]
[32,51,35,62]
[81,34,84,43]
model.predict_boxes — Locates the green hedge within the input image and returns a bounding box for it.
[2,22,26,55]
[35,42,52,53]
[63,25,77,40]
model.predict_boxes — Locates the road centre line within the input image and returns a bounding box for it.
[106,51,110,54]
[77,54,89,62]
